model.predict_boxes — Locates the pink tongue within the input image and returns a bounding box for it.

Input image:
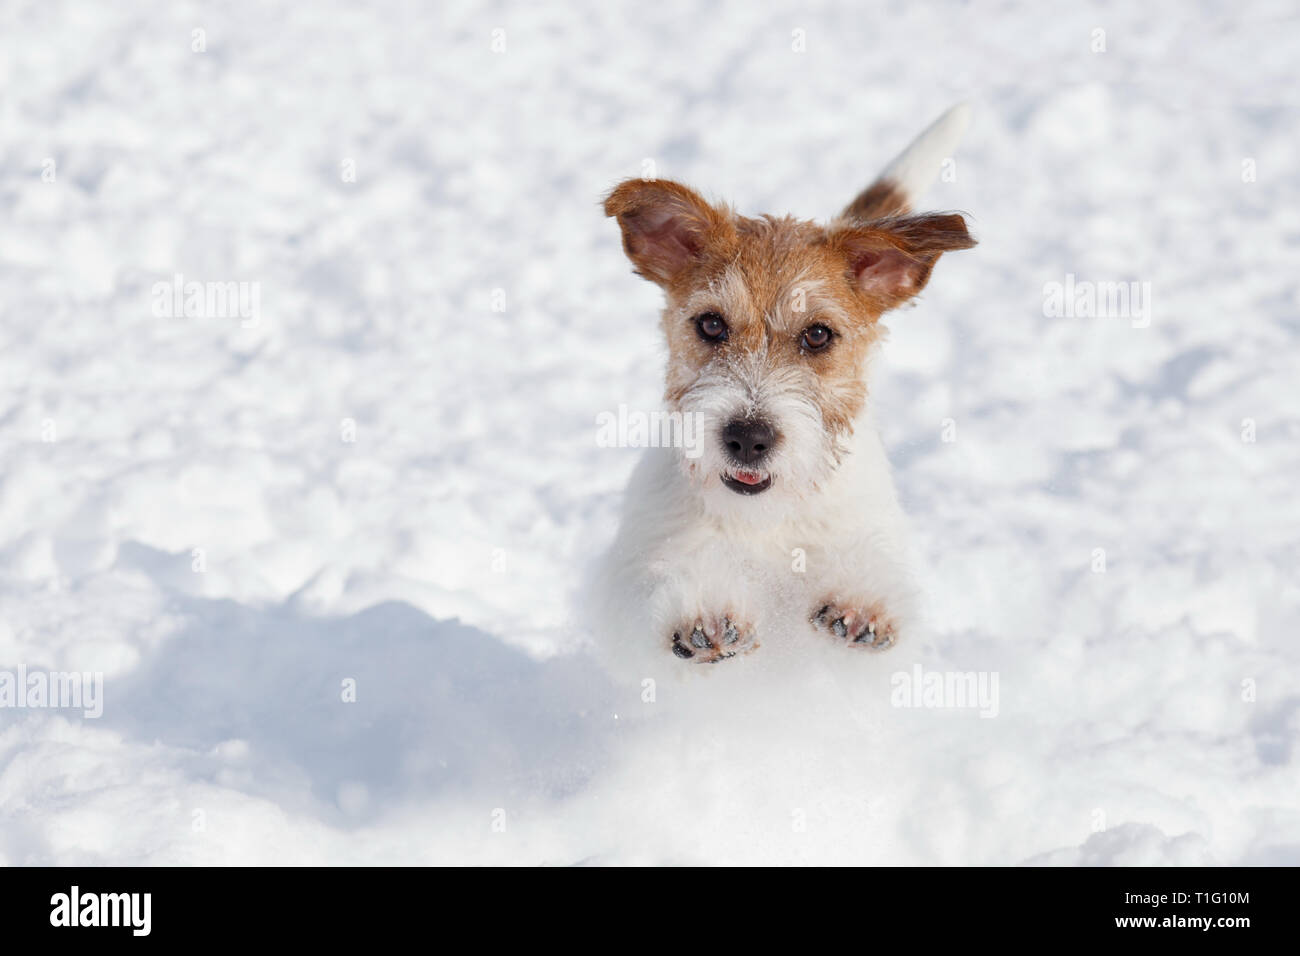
[733,470,764,485]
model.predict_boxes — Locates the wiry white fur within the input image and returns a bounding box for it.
[593,319,918,675]
[593,395,917,676]
[679,354,832,496]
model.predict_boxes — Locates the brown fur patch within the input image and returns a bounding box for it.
[840,177,910,221]
[654,213,888,438]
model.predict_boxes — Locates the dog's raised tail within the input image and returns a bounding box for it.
[840,103,971,221]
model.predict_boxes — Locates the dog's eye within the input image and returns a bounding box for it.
[801,324,833,351]
[695,312,729,343]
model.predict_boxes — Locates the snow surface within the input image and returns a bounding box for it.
[2,0,1298,865]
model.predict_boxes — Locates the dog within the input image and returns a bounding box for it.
[595,106,976,667]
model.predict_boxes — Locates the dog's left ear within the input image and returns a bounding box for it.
[829,213,976,311]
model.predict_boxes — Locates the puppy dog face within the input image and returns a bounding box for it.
[605,179,974,512]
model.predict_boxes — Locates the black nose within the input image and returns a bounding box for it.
[722,419,777,465]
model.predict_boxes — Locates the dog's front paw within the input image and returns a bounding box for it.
[670,613,757,663]
[812,600,898,650]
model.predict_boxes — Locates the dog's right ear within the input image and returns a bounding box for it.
[604,180,734,289]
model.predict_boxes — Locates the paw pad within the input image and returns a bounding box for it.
[813,603,897,650]
[670,615,754,663]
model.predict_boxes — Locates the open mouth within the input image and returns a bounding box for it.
[721,469,772,495]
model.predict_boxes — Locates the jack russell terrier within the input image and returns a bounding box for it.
[596,106,976,666]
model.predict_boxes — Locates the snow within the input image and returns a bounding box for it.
[2,0,1299,864]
